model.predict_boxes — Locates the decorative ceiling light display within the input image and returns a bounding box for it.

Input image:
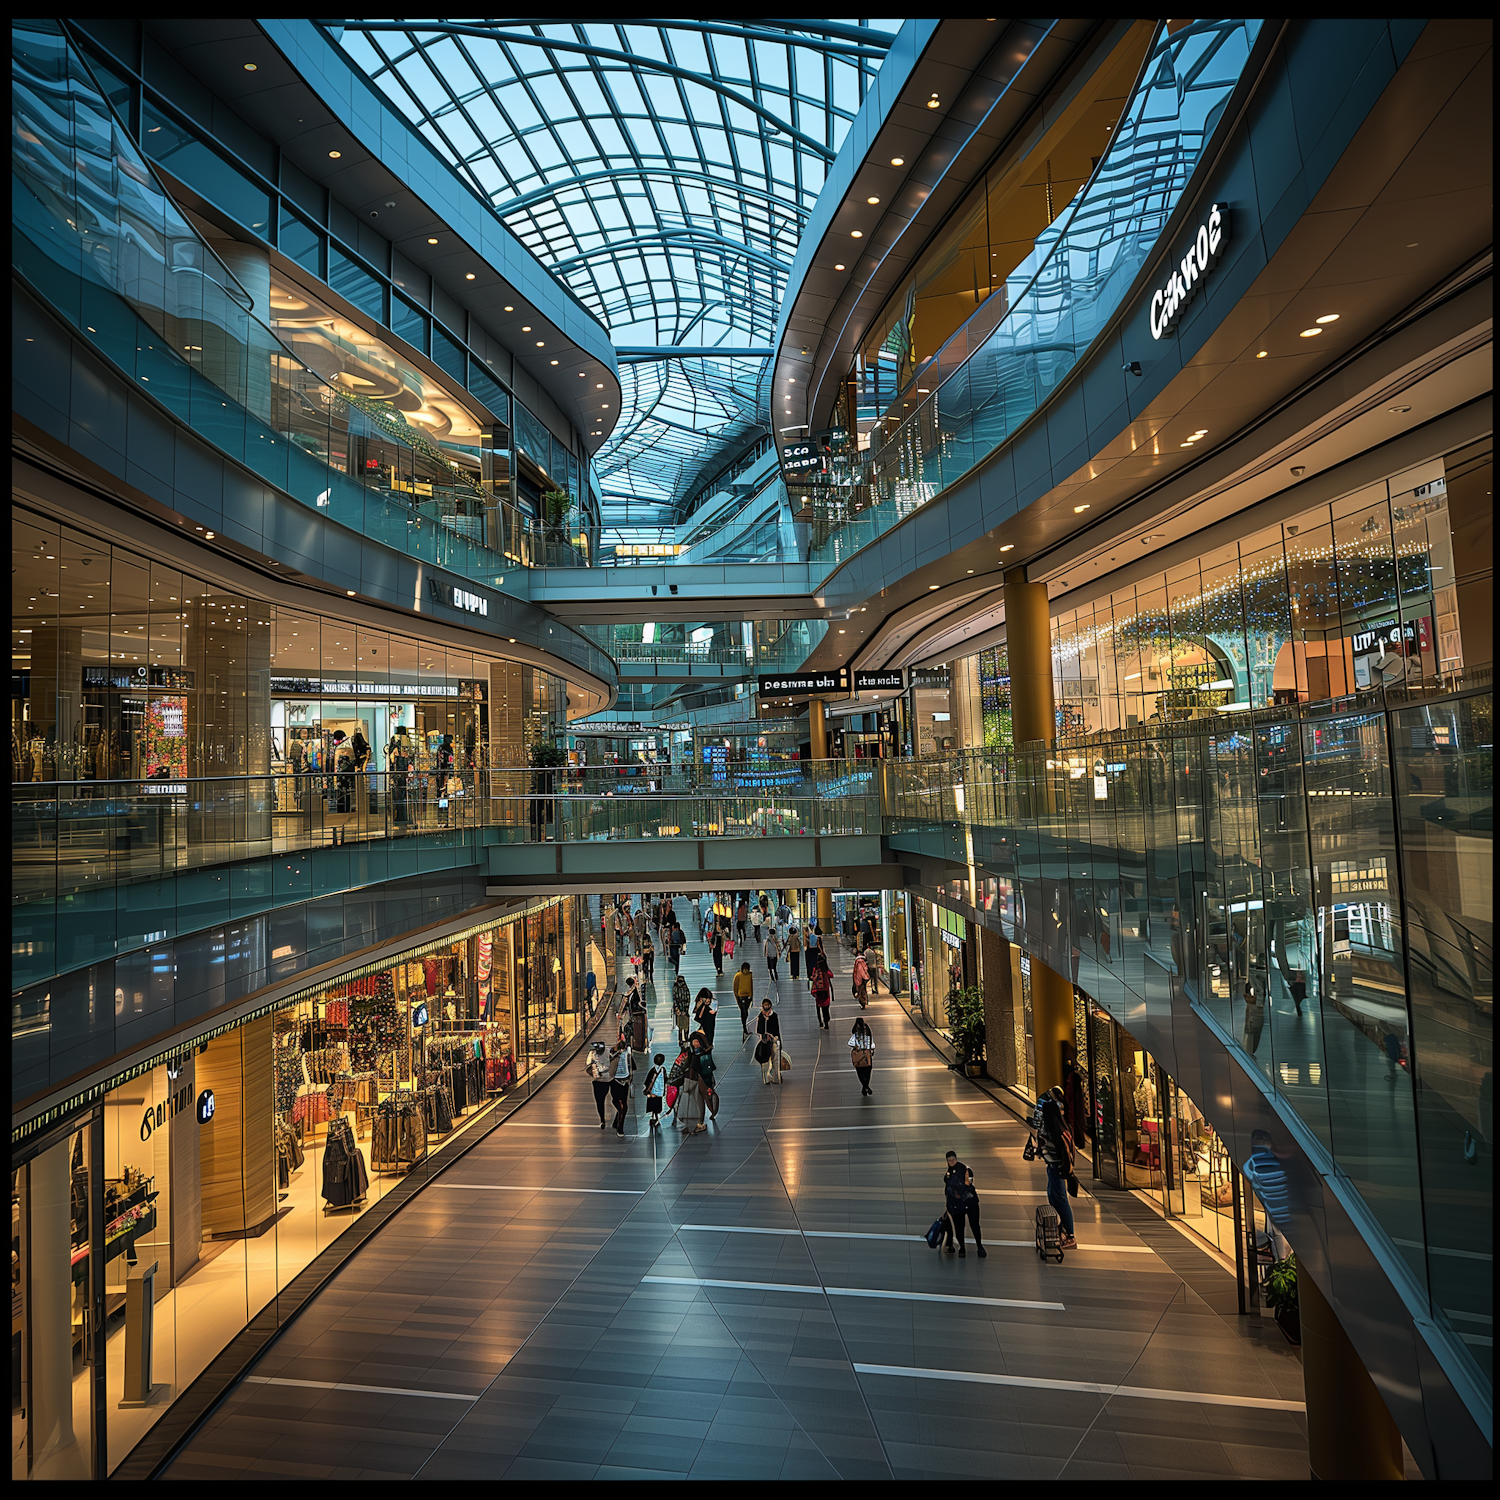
[338,20,896,544]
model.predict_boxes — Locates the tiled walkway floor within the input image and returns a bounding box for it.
[166,899,1307,1480]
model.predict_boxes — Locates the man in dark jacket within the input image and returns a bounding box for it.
[943,1150,986,1258]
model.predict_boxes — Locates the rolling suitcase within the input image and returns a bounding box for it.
[1035,1204,1065,1262]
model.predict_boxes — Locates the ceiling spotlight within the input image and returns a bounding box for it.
[521,325,532,331]
[866,195,880,205]
[242,62,258,71]
[1256,350,1268,358]
[550,359,558,365]
[596,383,604,388]
[1074,504,1090,512]
[427,236,439,244]
[834,263,846,271]
[890,156,905,166]
[346,590,356,597]
[1315,313,1340,324]
[504,304,515,311]
[535,341,545,347]
[327,150,341,159]
[928,583,940,590]
[1299,328,1322,338]
[999,544,1014,552]
[579,371,587,377]
[850,230,863,238]
[926,94,940,109]
[465,272,476,280]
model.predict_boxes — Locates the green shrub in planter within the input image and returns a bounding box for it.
[945,984,986,1071]
[1264,1251,1300,1344]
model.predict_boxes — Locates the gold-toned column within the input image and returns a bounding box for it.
[1003,566,1054,747]
[1030,958,1075,1099]
[1301,1265,1404,1479]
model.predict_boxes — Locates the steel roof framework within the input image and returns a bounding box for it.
[336,20,895,540]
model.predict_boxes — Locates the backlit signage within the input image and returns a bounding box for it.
[427,577,489,616]
[854,669,904,691]
[757,669,850,696]
[1150,203,1229,340]
[781,440,822,476]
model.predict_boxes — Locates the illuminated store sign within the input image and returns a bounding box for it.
[854,669,905,691]
[1150,203,1229,340]
[758,669,850,696]
[426,577,489,616]
[270,677,460,697]
[781,440,822,475]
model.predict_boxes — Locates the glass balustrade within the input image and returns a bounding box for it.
[11,21,588,584]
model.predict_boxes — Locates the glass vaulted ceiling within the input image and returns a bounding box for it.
[336,20,895,546]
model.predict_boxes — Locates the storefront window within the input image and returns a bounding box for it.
[12,895,586,1474]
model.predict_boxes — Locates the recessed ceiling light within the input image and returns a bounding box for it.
[1180,442,1194,448]
[535,341,545,347]
[205,531,215,539]
[327,150,341,159]
[928,584,940,590]
[966,569,973,574]
[242,62,257,71]
[1316,314,1340,324]
[999,545,1014,552]
[504,305,515,311]
[834,263,846,271]
[521,325,532,331]
[465,272,476,280]
[579,371,587,377]
[1074,504,1090,513]
[890,156,904,166]
[926,95,940,109]
[850,230,863,238]
[346,590,355,596]
[550,359,558,365]
[428,236,438,244]
[1299,328,1322,338]
[866,196,880,205]
[1256,350,1268,358]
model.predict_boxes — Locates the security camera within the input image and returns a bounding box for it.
[1290,466,1306,477]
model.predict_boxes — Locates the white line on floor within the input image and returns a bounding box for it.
[765,1119,1011,1133]
[432,1183,646,1195]
[674,1224,1155,1253]
[244,1375,477,1402]
[851,1364,1305,1411]
[641,1275,1062,1310]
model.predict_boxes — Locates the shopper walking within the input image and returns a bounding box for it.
[736,898,749,944]
[849,1017,875,1095]
[752,903,763,945]
[643,1052,667,1131]
[811,953,833,1028]
[585,1041,612,1127]
[786,923,802,980]
[640,930,655,984]
[671,1042,708,1134]
[632,905,647,955]
[672,973,693,1045]
[852,950,870,1007]
[756,999,782,1084]
[627,984,648,1053]
[733,962,755,1038]
[942,1151,987,1257]
[608,1040,634,1135]
[710,924,725,976]
[1035,1087,1078,1250]
[764,927,782,981]
[693,986,718,1046]
[691,1032,718,1124]
[669,921,686,976]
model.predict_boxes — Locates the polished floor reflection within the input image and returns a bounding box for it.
[165,901,1307,1480]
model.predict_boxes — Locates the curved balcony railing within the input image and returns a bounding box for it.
[11,21,589,581]
[795,18,1263,573]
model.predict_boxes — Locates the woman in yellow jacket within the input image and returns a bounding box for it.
[732,961,755,1038]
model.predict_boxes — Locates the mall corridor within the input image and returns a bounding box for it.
[164,901,1307,1481]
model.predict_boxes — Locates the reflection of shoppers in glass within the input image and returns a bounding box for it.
[1241,982,1266,1055]
[387,728,412,825]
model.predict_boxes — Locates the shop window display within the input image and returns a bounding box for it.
[11,894,592,1475]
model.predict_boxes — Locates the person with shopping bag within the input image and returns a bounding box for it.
[811,956,833,1029]
[755,999,783,1084]
[852,950,871,1007]
[848,1017,875,1095]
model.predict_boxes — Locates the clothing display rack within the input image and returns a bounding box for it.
[321,1117,369,1211]
[425,1035,484,1114]
[275,1116,305,1189]
[370,1094,427,1173]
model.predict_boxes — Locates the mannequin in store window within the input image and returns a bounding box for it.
[332,730,354,813]
[386,727,412,826]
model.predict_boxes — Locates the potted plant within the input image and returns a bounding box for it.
[945,984,987,1076]
[1264,1251,1300,1345]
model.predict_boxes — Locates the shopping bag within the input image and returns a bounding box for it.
[665,1084,679,1109]
[926,1217,948,1249]
[778,1049,792,1071]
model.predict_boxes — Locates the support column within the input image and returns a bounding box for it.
[27,1141,88,1479]
[215,240,273,423]
[1301,1265,1403,1479]
[808,697,833,927]
[1003,566,1055,747]
[1031,958,1075,1098]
